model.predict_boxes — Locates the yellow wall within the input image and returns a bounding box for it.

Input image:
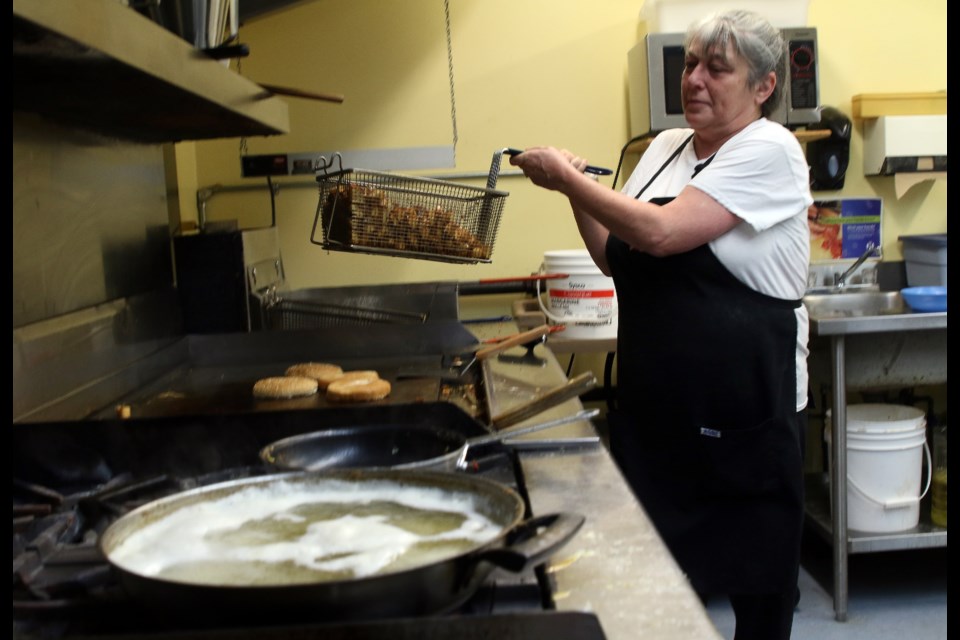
[182,0,947,292]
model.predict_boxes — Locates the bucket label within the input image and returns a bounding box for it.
[549,289,615,299]
[549,289,616,318]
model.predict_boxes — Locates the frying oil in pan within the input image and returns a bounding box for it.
[108,480,503,586]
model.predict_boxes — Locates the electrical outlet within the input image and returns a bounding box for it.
[241,154,289,177]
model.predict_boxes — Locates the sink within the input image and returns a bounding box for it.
[802,291,907,318]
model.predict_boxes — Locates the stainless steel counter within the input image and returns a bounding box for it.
[471,322,722,640]
[810,308,947,336]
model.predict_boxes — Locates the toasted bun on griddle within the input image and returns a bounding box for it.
[284,362,344,389]
[253,376,319,399]
[336,370,380,384]
[326,377,391,403]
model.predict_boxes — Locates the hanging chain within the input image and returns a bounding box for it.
[444,0,458,165]
[237,48,248,156]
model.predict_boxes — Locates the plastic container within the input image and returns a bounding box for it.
[537,250,618,340]
[899,233,947,287]
[825,404,931,533]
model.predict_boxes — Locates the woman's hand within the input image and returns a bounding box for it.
[508,147,589,192]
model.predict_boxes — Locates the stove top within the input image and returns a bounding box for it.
[13,407,606,639]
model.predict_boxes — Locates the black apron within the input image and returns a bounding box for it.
[606,136,804,595]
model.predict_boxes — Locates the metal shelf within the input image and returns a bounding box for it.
[12,0,290,144]
[807,307,948,621]
[804,474,948,554]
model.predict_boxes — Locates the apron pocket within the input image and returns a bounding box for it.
[695,416,798,499]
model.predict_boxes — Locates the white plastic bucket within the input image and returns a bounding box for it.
[537,250,618,340]
[825,404,932,533]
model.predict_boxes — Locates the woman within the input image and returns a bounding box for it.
[509,10,811,640]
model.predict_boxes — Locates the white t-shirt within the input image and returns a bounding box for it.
[621,118,812,411]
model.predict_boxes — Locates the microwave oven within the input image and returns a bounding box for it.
[627,28,820,137]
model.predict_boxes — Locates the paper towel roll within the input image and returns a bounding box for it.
[895,172,947,199]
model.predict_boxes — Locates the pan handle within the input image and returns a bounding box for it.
[456,408,599,469]
[464,408,599,453]
[478,512,586,573]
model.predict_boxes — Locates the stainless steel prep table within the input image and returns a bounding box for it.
[806,304,947,621]
[471,321,723,640]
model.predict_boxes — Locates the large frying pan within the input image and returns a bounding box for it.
[259,372,597,473]
[260,408,599,473]
[98,469,584,625]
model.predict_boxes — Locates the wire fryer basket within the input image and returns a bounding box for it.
[310,153,510,264]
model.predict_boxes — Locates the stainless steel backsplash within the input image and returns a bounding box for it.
[13,113,183,422]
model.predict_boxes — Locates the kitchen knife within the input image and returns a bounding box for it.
[504,148,613,176]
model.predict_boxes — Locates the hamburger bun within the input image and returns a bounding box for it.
[284,362,344,389]
[253,376,319,399]
[336,370,381,384]
[326,377,391,403]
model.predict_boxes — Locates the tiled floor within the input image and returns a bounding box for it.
[704,530,948,639]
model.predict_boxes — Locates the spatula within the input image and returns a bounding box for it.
[446,323,553,378]
[399,324,553,380]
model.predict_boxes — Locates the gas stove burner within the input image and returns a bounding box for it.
[11,406,568,639]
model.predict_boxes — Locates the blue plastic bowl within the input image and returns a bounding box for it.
[900,286,947,313]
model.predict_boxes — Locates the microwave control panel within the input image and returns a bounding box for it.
[777,27,820,126]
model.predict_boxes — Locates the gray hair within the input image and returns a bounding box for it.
[684,10,785,117]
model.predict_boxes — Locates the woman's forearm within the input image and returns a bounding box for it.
[570,201,611,275]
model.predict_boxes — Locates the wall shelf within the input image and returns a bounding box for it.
[852,92,947,119]
[12,0,290,144]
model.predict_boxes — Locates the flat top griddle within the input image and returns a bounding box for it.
[96,358,454,419]
[86,322,490,422]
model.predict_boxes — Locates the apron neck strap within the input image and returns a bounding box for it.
[634,134,693,199]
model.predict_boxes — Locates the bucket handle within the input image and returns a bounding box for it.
[847,440,933,510]
[535,263,611,324]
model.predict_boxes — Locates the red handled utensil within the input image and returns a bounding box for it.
[471,274,568,284]
[399,324,553,379]
[481,324,565,344]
